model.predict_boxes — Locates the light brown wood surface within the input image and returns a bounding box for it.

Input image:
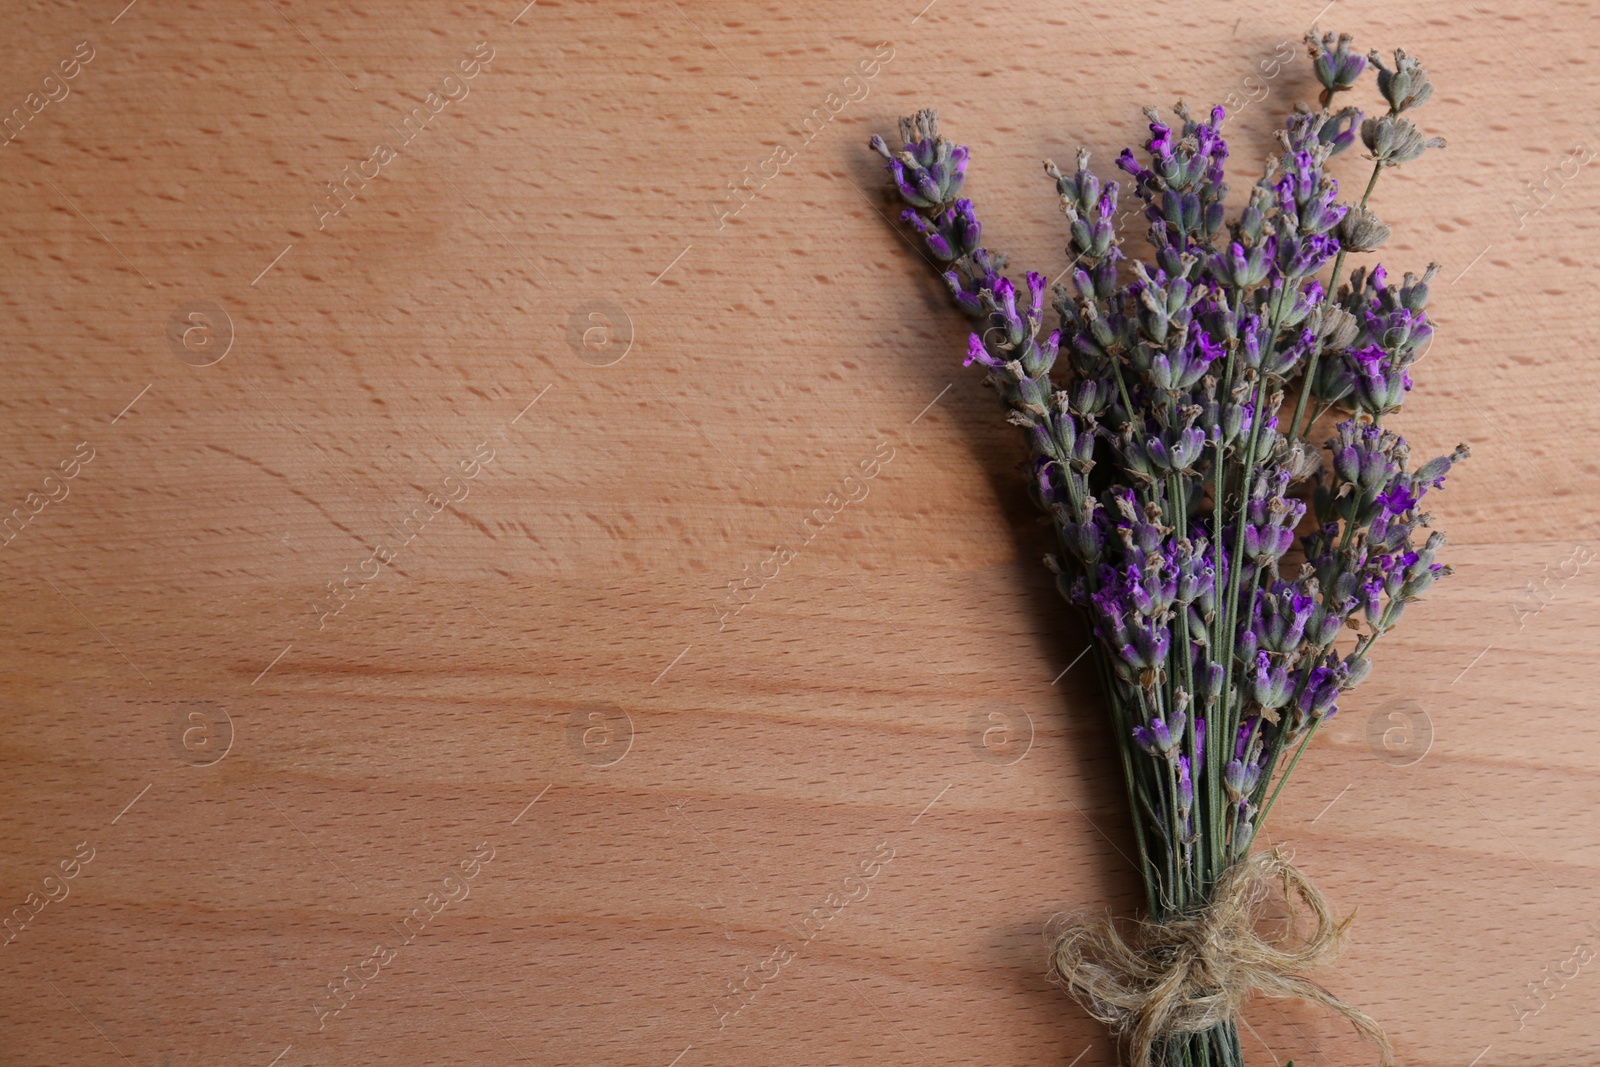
[3,1,1598,1064]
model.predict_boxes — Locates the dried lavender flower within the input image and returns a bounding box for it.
[1362,113,1447,167]
[1337,204,1391,252]
[871,28,1464,1067]
[1369,48,1435,113]
[1306,29,1368,106]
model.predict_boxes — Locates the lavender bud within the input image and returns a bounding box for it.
[1361,114,1446,167]
[1224,758,1261,803]
[1296,665,1342,720]
[1319,106,1362,156]
[1398,263,1440,311]
[1369,48,1435,113]
[1251,651,1292,708]
[1309,303,1360,349]
[1236,627,1259,665]
[1337,205,1391,252]
[1306,29,1368,99]
[1177,755,1195,814]
[1415,442,1470,489]
[1221,400,1248,445]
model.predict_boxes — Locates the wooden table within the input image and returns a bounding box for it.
[2,1,1596,1064]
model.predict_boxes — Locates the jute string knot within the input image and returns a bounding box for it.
[1048,848,1392,1067]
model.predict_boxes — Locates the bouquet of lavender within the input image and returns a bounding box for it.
[871,30,1466,1067]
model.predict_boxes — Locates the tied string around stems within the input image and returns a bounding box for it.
[1048,848,1393,1067]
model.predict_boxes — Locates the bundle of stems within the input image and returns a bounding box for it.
[871,29,1465,1067]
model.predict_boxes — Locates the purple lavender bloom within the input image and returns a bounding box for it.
[1193,658,1226,706]
[1360,576,1385,629]
[1062,177,1122,259]
[1138,423,1207,473]
[1133,704,1185,757]
[1149,331,1223,390]
[1312,346,1358,408]
[902,200,983,262]
[1062,498,1110,564]
[1346,344,1409,414]
[1130,555,1179,616]
[1280,232,1342,278]
[1176,755,1195,812]
[1025,270,1048,326]
[903,210,954,261]
[941,247,1008,318]
[990,276,1024,344]
[1415,445,1467,490]
[885,157,928,206]
[1376,482,1420,516]
[1146,118,1177,171]
[1308,31,1368,96]
[1363,303,1432,355]
[1238,471,1305,567]
[1401,530,1451,597]
[1196,105,1230,187]
[1296,664,1343,723]
[1288,277,1327,327]
[1224,757,1261,802]
[1330,419,1399,493]
[1306,595,1355,647]
[1090,576,1133,646]
[1212,239,1271,288]
[1320,105,1362,155]
[1234,718,1257,761]
[1251,651,1291,708]
[1173,539,1215,606]
[1235,627,1259,665]
[964,332,1003,370]
[1122,617,1172,672]
[869,110,969,209]
[1256,581,1315,653]
[1282,110,1325,153]
[1115,147,1157,193]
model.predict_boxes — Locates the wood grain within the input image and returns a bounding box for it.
[2,1,1598,1064]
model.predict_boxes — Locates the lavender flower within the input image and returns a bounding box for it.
[872,33,1463,1064]
[1306,29,1368,104]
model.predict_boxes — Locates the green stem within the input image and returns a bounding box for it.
[1257,630,1386,827]
[1256,719,1319,829]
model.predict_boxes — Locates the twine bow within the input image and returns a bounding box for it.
[1048,848,1393,1067]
